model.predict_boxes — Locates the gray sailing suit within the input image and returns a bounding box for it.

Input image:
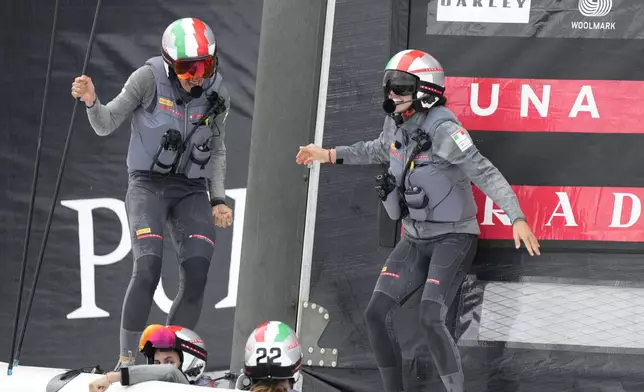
[334,106,525,392]
[119,364,190,386]
[86,56,230,361]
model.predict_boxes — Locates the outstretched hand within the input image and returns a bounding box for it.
[89,373,119,392]
[512,220,540,256]
[296,144,332,165]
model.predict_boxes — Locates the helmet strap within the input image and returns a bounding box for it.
[418,80,445,96]
[413,94,441,113]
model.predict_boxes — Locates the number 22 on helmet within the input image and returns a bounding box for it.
[244,321,303,382]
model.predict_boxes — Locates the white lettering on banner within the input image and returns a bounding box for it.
[480,190,644,233]
[571,21,616,30]
[609,193,642,228]
[569,86,599,118]
[436,0,531,24]
[62,199,133,319]
[521,84,550,118]
[62,198,175,319]
[215,188,247,309]
[469,83,599,119]
[481,194,512,226]
[153,278,174,314]
[470,83,499,116]
[61,189,247,319]
[545,192,578,227]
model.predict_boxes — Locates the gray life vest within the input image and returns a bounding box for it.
[126,56,224,179]
[380,106,478,224]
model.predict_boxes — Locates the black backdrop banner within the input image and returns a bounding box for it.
[4,0,644,391]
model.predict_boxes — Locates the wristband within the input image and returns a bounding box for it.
[86,96,97,109]
[328,149,334,164]
[120,368,130,386]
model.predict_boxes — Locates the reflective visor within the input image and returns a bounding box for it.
[139,324,177,352]
[382,70,418,96]
[174,56,216,80]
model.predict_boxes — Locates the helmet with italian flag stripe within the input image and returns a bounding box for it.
[244,321,302,381]
[161,18,217,80]
[383,49,446,110]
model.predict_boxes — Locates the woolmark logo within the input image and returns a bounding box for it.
[578,0,612,17]
[571,0,615,31]
[436,0,532,24]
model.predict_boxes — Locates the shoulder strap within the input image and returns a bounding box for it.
[399,129,433,196]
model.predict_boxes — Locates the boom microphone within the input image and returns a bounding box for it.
[190,85,204,98]
[382,97,423,114]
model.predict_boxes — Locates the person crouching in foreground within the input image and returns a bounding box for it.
[89,324,213,391]
[235,321,302,392]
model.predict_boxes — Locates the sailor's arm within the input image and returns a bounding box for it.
[207,84,231,203]
[86,65,156,136]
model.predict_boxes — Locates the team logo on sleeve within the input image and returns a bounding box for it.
[451,129,473,152]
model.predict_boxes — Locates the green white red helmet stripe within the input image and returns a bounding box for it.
[192,18,210,56]
[254,321,291,343]
[168,18,211,59]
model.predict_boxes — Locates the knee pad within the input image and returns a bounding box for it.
[420,300,447,333]
[180,257,210,300]
[365,291,397,326]
[132,254,163,292]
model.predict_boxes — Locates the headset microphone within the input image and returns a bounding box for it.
[382,97,423,114]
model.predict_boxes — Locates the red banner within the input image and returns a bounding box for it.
[473,186,644,242]
[444,77,644,134]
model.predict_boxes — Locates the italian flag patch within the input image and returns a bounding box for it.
[451,129,473,152]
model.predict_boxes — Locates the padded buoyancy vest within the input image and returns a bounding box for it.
[381,106,480,238]
[126,56,224,179]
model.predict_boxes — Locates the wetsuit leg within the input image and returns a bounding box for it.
[364,238,430,392]
[419,234,477,392]
[166,183,216,328]
[120,175,169,361]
